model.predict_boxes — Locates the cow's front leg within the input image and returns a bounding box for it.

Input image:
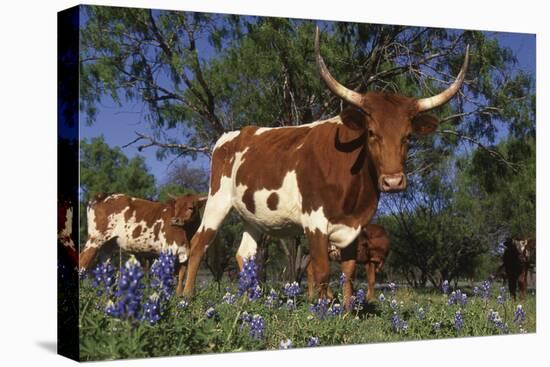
[366,262,376,301]
[340,241,357,309]
[175,262,188,296]
[183,228,217,297]
[306,229,330,299]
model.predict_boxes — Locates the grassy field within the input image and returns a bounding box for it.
[74,256,536,361]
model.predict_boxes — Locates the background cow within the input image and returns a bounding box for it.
[503,237,536,300]
[306,224,390,302]
[182,27,468,304]
[80,193,206,295]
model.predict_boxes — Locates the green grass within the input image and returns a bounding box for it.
[78,277,536,361]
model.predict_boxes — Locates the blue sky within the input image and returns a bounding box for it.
[80,24,535,185]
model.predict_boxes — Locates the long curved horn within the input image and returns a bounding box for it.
[315,27,364,109]
[416,45,470,112]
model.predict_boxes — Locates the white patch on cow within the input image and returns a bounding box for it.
[199,148,249,232]
[236,229,259,260]
[302,206,329,234]
[105,193,124,202]
[235,170,303,236]
[295,143,304,150]
[253,116,343,136]
[214,130,240,149]
[328,223,361,249]
[162,208,167,212]
[84,207,101,248]
[59,207,75,250]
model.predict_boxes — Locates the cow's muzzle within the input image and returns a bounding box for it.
[379,173,407,193]
[171,217,185,226]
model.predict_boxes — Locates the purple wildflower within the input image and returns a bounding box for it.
[390,298,398,310]
[279,339,292,349]
[310,298,330,319]
[454,310,464,331]
[352,289,366,311]
[328,303,343,317]
[91,259,115,296]
[307,336,320,347]
[388,282,397,294]
[488,309,508,333]
[205,306,219,320]
[497,286,507,304]
[339,273,347,286]
[448,289,468,307]
[112,256,145,319]
[222,291,237,305]
[481,279,492,299]
[265,288,279,308]
[441,280,450,294]
[141,293,161,326]
[378,293,386,302]
[177,299,189,309]
[432,322,441,331]
[238,257,261,300]
[416,306,426,320]
[513,305,526,324]
[391,312,408,332]
[150,249,176,299]
[283,281,300,297]
[249,314,265,340]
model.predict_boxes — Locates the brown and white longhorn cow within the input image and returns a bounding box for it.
[306,223,390,301]
[80,193,206,294]
[181,28,469,302]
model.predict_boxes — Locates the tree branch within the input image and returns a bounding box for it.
[123,131,212,157]
[436,129,520,172]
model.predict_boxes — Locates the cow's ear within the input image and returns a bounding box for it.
[196,196,207,209]
[340,108,367,131]
[412,114,439,136]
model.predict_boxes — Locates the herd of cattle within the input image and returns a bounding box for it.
[58,28,535,305]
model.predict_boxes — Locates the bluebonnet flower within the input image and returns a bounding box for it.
[285,298,296,310]
[251,285,263,300]
[432,322,441,331]
[249,314,265,340]
[390,298,398,310]
[352,289,366,311]
[487,309,508,333]
[104,299,120,317]
[238,257,261,300]
[78,267,87,280]
[150,249,176,298]
[265,288,279,308]
[91,259,115,296]
[222,291,237,305]
[110,256,145,319]
[473,286,480,297]
[416,306,426,320]
[497,286,507,304]
[496,242,506,255]
[388,282,397,294]
[339,273,347,286]
[239,311,252,328]
[481,279,492,299]
[205,306,219,320]
[448,289,468,307]
[441,280,450,294]
[279,339,292,349]
[141,293,161,326]
[177,299,189,309]
[454,310,464,331]
[378,293,386,302]
[328,303,343,317]
[391,312,408,332]
[283,281,300,297]
[513,305,526,324]
[309,298,330,319]
[307,336,320,347]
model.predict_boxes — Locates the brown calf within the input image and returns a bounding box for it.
[503,237,536,300]
[306,224,390,302]
[80,193,206,295]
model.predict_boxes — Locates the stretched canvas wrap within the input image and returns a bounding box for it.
[58,4,536,362]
